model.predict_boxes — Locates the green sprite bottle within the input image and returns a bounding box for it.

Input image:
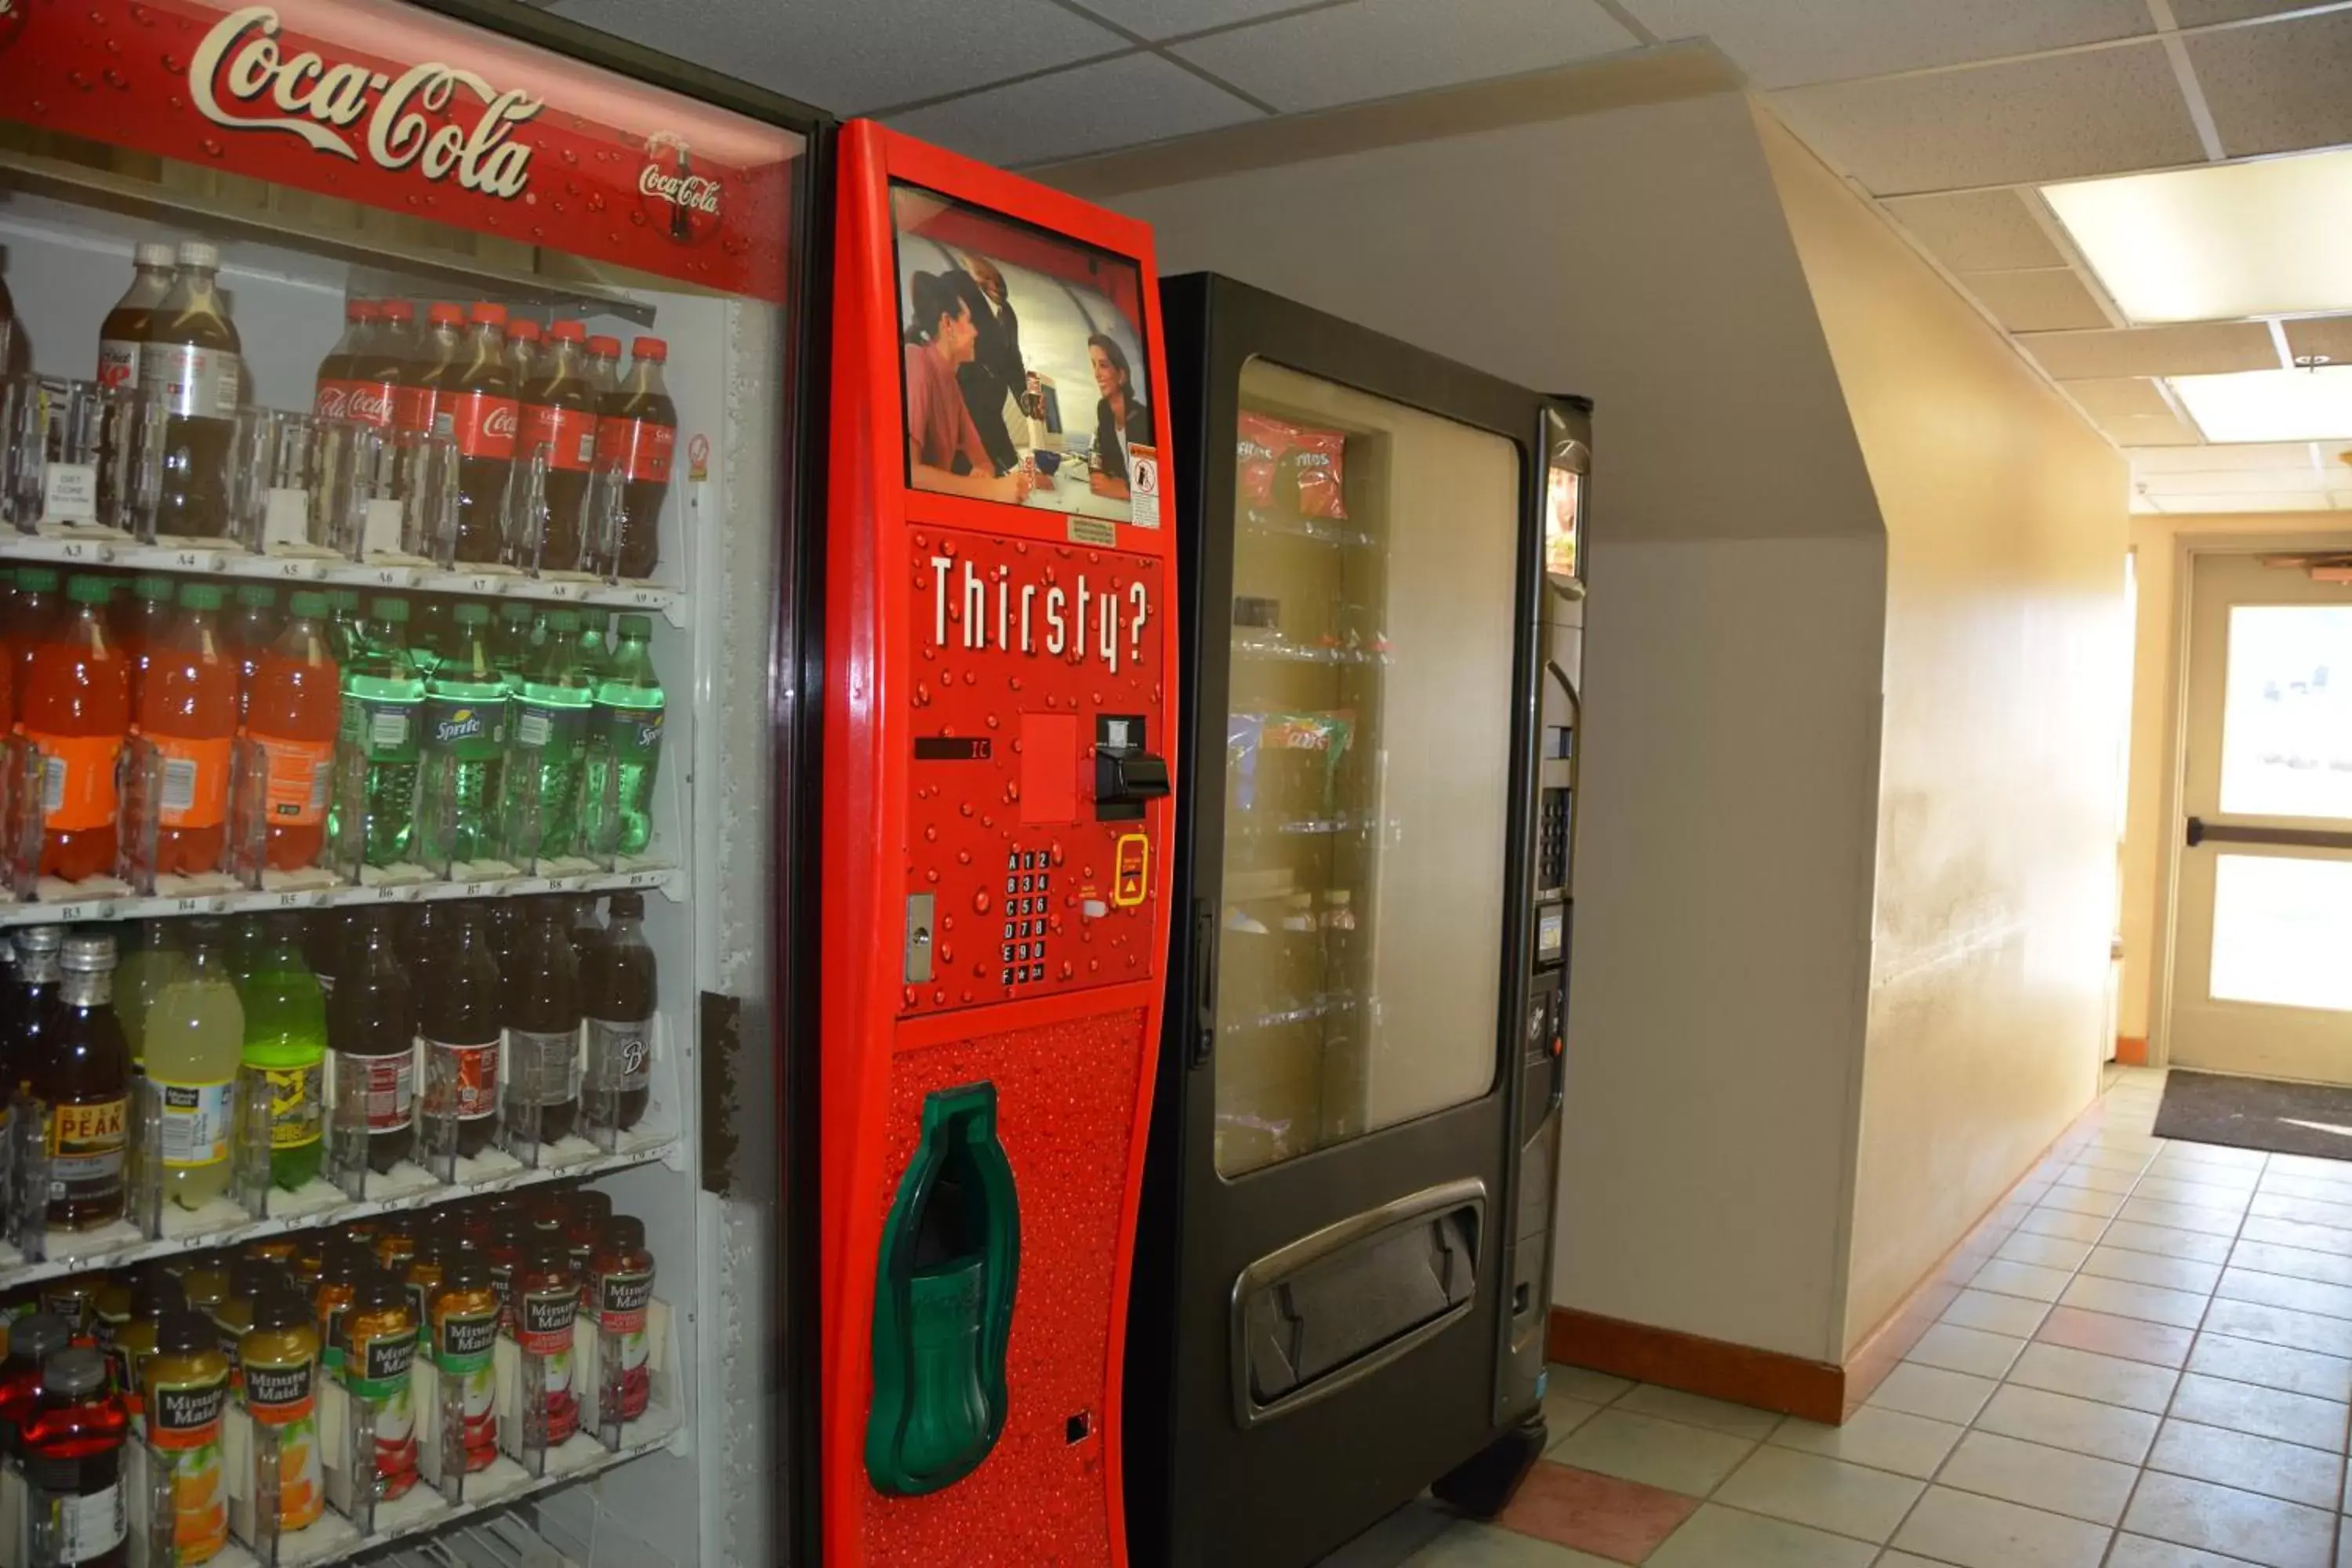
[575,610,610,681]
[491,601,538,688]
[500,609,593,865]
[583,615,665,859]
[325,589,365,666]
[416,602,507,867]
[239,912,326,1192]
[338,597,426,868]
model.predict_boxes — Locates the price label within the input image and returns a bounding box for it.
[263,488,311,551]
[360,499,405,559]
[42,463,99,524]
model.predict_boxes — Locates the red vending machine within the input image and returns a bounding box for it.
[821,121,1180,1567]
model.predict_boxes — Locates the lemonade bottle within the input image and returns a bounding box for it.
[146,917,245,1211]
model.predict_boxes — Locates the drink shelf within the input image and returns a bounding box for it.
[1222,994,1362,1035]
[1230,637,1385,666]
[1229,815,1370,840]
[1243,510,1377,550]
[0,861,678,928]
[1,530,687,629]
[0,1120,680,1290]
[205,1399,685,1568]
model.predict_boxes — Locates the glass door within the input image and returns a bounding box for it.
[2168,550,2352,1077]
[1214,358,1521,1176]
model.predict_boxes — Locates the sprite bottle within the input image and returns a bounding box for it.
[416,602,507,867]
[336,597,426,868]
[583,615,665,859]
[492,600,539,688]
[325,588,365,665]
[576,610,611,681]
[500,609,593,864]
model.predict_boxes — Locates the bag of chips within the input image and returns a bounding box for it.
[1283,425,1349,520]
[1236,410,1294,511]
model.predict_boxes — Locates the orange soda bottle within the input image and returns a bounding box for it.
[139,582,238,877]
[22,575,131,882]
[242,590,340,872]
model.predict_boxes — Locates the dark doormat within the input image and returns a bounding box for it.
[2154,1070,2352,1162]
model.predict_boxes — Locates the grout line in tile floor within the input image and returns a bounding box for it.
[1390,1069,2352,1566]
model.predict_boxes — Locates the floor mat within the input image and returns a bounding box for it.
[2154,1069,2352,1162]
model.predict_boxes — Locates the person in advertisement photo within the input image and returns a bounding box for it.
[895,188,1153,526]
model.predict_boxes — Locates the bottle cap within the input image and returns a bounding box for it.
[15,925,63,956]
[67,575,114,604]
[608,891,644,920]
[176,582,227,612]
[469,301,507,327]
[441,1255,492,1293]
[526,1243,572,1277]
[350,1272,408,1316]
[235,584,278,608]
[287,590,331,618]
[371,597,410,623]
[60,931,118,974]
[508,318,542,343]
[428,303,464,327]
[618,614,652,638]
[587,335,622,358]
[174,240,222,271]
[630,336,668,362]
[248,1289,313,1334]
[545,608,580,632]
[184,915,227,946]
[499,601,535,623]
[40,1347,107,1399]
[316,1240,373,1283]
[452,601,489,626]
[133,573,176,602]
[7,1314,71,1366]
[344,297,369,321]
[381,299,416,325]
[603,1216,646,1252]
[549,321,586,343]
[330,588,362,612]
[134,241,177,270]
[227,1257,288,1301]
[154,1309,216,1357]
[569,1188,615,1222]
[130,1274,190,1319]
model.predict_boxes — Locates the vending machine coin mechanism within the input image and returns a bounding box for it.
[819,121,1181,1567]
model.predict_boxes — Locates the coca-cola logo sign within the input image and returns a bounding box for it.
[639,130,717,245]
[639,164,719,215]
[190,6,542,199]
[482,402,519,439]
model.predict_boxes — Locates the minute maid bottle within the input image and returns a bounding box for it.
[583,615,664,860]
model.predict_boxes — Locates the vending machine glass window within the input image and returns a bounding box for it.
[1214,358,1518,1176]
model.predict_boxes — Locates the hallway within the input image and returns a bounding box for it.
[1363,1069,2352,1566]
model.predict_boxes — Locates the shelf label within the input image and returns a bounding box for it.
[361,500,406,560]
[42,464,99,525]
[263,489,311,550]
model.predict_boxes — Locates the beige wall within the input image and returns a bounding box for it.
[2118,511,2352,1055]
[1755,115,2131,1351]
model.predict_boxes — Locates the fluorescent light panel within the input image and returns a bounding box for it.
[2169,366,2352,442]
[2043,149,2352,325]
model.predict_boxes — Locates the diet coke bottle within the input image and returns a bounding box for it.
[140,241,244,538]
[518,321,596,573]
[590,336,675,582]
[394,303,463,504]
[440,302,517,564]
[96,241,175,392]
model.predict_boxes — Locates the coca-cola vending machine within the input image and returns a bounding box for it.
[0,4,823,1565]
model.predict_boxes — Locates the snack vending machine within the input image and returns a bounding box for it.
[0,2,823,1563]
[1127,274,1591,1566]
[820,122,1179,1567]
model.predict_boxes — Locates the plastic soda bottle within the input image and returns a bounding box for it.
[238,913,326,1192]
[336,598,425,868]
[416,603,506,866]
[140,581,238,877]
[243,590,340,873]
[500,609,592,863]
[23,575,132,883]
[583,615,664,858]
[328,906,416,1174]
[145,917,244,1213]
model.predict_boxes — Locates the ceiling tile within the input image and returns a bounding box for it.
[1772,42,2205,193]
[2283,317,2352,367]
[2171,0,2320,21]
[884,53,1261,168]
[2129,440,2320,471]
[2151,491,2328,510]
[1063,0,1320,41]
[2187,9,2352,158]
[1171,0,1639,114]
[1619,0,2150,89]
[2022,321,2281,378]
[1882,189,2066,270]
[2100,410,2205,445]
[548,0,1126,114]
[2134,466,2333,494]
[1962,267,2111,331]
[2065,378,2176,418]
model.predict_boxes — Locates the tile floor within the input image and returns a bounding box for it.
[1338,1067,2352,1567]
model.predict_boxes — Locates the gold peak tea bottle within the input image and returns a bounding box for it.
[43,934,132,1232]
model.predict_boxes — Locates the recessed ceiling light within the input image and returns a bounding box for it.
[2169,365,2352,443]
[2042,149,2352,324]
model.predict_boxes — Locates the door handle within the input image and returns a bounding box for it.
[1191,898,1218,1067]
[2187,816,2352,851]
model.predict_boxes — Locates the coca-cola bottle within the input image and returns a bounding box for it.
[505,318,540,388]
[518,321,595,573]
[590,338,674,582]
[347,299,405,434]
[393,303,463,506]
[311,299,372,423]
[141,241,244,539]
[441,303,517,565]
[96,242,175,393]
[583,336,621,399]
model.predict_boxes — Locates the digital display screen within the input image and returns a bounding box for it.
[891,182,1156,527]
[1537,904,1566,961]
[1544,407,1584,583]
